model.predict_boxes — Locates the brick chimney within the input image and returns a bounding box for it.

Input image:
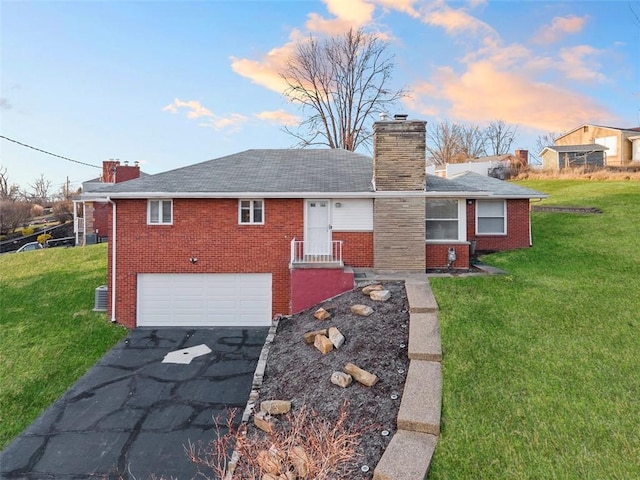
[102,160,120,183]
[515,149,529,167]
[115,160,141,183]
[372,115,428,272]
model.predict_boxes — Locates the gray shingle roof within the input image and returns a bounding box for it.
[88,149,545,199]
[448,171,547,198]
[94,149,374,194]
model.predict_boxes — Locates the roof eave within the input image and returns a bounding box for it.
[80,190,498,201]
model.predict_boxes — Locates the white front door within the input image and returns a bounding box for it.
[305,199,331,255]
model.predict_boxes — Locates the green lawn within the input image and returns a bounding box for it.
[429,180,640,479]
[0,243,128,449]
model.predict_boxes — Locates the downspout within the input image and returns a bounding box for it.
[107,197,117,323]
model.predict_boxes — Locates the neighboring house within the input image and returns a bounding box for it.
[82,117,546,329]
[539,144,608,170]
[546,124,640,169]
[429,150,529,179]
[73,160,143,245]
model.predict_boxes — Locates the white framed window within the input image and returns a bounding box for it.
[239,199,264,225]
[147,200,172,225]
[426,199,465,241]
[477,200,506,235]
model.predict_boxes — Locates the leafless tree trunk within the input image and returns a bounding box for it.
[281,28,406,151]
[0,166,20,200]
[427,120,464,166]
[485,120,518,155]
[28,174,52,205]
[427,121,488,166]
[458,125,487,160]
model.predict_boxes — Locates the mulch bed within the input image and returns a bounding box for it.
[253,281,410,478]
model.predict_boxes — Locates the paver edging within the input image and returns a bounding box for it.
[372,275,442,480]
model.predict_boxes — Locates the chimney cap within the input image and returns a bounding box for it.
[380,112,388,120]
[394,114,408,121]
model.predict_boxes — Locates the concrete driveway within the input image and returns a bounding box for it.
[0,327,269,479]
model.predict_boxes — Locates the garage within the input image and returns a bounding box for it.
[137,273,272,327]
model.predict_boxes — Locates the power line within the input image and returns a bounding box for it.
[0,135,101,169]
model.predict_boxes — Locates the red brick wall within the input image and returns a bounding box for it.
[467,199,531,251]
[108,198,304,327]
[333,231,373,267]
[93,202,110,238]
[426,243,470,269]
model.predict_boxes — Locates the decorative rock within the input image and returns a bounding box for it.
[254,410,277,433]
[362,284,384,295]
[314,307,331,320]
[370,290,391,302]
[289,446,311,477]
[344,362,379,387]
[303,328,328,344]
[331,371,353,388]
[328,326,345,348]
[261,400,291,415]
[314,334,334,354]
[257,449,282,475]
[351,304,374,316]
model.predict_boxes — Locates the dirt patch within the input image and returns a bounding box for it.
[253,281,410,478]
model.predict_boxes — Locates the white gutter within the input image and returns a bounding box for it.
[107,197,117,323]
[81,190,494,201]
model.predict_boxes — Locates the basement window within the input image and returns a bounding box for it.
[148,200,173,225]
[239,199,264,225]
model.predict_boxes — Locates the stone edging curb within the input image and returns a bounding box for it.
[372,276,442,480]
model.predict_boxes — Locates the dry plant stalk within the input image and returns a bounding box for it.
[187,403,364,480]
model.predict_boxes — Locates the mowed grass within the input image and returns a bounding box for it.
[0,243,127,449]
[429,180,640,479]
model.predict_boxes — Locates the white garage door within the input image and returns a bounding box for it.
[137,273,272,327]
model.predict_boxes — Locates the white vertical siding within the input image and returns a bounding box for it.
[330,198,373,231]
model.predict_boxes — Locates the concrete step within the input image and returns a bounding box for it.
[405,281,438,313]
[408,312,442,362]
[397,360,442,435]
[373,430,437,480]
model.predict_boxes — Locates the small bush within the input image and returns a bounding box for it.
[21,227,34,237]
[187,403,364,480]
[37,233,53,244]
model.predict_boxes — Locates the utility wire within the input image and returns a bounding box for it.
[0,135,101,169]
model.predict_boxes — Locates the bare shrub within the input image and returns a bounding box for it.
[187,403,365,480]
[515,166,640,181]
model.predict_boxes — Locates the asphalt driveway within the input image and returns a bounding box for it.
[0,327,269,479]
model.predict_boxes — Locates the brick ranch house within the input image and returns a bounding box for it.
[82,117,546,328]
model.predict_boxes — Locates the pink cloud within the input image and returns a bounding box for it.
[162,99,214,119]
[255,109,301,126]
[533,15,588,44]
[410,61,616,132]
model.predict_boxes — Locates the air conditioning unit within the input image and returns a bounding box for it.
[94,285,108,312]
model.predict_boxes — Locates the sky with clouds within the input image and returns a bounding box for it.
[2,0,639,191]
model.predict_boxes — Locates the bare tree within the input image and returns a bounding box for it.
[427,120,464,166]
[0,166,20,200]
[0,200,31,234]
[427,121,488,166]
[458,124,487,159]
[28,174,52,205]
[281,28,406,151]
[485,120,518,155]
